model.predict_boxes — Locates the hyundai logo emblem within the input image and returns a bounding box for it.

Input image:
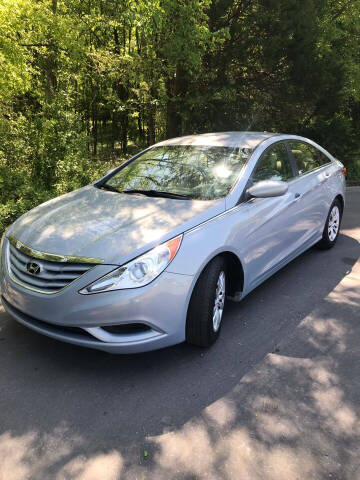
[26,262,41,275]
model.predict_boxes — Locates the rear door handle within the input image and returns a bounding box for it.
[320,174,329,183]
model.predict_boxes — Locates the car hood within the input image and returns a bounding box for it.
[8,186,224,265]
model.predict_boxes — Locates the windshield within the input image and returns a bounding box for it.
[104,145,252,200]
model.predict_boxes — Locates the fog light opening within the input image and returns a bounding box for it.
[102,323,151,335]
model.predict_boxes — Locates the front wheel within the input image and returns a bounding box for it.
[317,199,342,249]
[186,257,227,347]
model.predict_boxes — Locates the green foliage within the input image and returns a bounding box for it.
[0,0,359,233]
[0,151,119,233]
[347,159,360,184]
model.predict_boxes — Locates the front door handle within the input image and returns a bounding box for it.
[290,192,302,204]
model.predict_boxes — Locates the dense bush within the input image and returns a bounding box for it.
[347,160,360,184]
[0,105,121,233]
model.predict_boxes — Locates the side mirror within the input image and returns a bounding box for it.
[247,180,288,198]
[105,168,116,176]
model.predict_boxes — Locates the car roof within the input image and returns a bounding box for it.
[154,131,279,149]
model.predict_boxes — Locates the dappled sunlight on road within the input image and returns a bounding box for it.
[328,277,360,308]
[301,316,347,353]
[312,387,360,436]
[140,356,360,479]
[57,451,123,480]
[0,426,82,480]
[150,422,214,479]
[143,419,320,480]
[135,261,360,479]
[204,398,236,427]
[0,427,123,480]
[220,430,319,480]
[340,226,360,239]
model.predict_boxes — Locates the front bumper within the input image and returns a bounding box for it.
[0,239,194,353]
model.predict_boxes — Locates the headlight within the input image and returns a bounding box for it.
[79,234,182,294]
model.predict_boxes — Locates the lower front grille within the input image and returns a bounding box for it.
[2,296,94,339]
[6,237,97,294]
[2,296,156,345]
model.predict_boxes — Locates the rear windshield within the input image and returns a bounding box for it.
[105,145,252,200]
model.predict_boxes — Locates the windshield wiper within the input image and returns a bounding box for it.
[100,184,121,193]
[122,189,192,200]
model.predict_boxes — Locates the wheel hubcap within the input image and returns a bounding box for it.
[213,271,225,332]
[328,205,340,241]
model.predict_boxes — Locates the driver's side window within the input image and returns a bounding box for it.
[252,143,293,183]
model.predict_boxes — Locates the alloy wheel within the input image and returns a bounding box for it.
[213,271,225,332]
[328,205,340,241]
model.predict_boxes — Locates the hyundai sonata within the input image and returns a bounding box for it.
[0,132,346,353]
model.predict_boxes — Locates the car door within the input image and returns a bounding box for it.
[286,140,330,241]
[234,141,308,292]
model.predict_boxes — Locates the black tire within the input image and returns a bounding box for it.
[317,198,342,249]
[186,256,227,347]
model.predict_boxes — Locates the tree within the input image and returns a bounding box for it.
[1,0,359,232]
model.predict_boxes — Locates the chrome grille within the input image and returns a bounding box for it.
[6,239,98,294]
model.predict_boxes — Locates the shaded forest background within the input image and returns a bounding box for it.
[0,0,359,231]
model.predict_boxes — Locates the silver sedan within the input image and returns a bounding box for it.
[0,132,346,353]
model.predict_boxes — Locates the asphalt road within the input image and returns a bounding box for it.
[0,188,359,480]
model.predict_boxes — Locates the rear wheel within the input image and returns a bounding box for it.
[186,257,227,347]
[317,199,342,249]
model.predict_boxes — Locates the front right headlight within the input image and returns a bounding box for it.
[79,234,182,294]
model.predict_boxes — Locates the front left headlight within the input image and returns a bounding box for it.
[79,234,182,294]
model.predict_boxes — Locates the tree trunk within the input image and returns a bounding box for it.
[138,108,145,143]
[44,0,58,102]
[111,112,117,151]
[147,104,156,145]
[92,104,98,156]
[166,92,182,138]
[121,115,128,154]
[165,65,185,138]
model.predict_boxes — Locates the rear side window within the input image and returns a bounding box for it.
[288,141,323,175]
[252,143,294,183]
[317,150,331,165]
